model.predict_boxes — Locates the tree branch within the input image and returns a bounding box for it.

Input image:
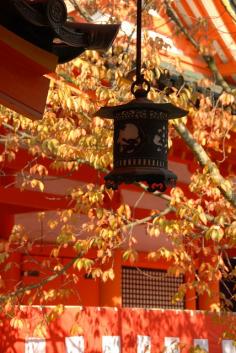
[0,255,80,303]
[126,206,174,229]
[174,121,236,208]
[69,0,93,22]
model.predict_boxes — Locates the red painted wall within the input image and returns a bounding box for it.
[0,306,234,353]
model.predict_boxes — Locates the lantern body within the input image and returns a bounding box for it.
[95,97,188,192]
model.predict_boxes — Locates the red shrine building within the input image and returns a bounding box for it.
[0,1,236,353]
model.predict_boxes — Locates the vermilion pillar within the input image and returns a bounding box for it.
[0,173,21,293]
[99,251,122,307]
[0,173,15,239]
[198,280,220,310]
[185,272,197,310]
[198,244,220,310]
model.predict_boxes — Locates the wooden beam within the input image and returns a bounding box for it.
[0,184,158,222]
[0,186,71,212]
[0,26,57,74]
[0,147,104,184]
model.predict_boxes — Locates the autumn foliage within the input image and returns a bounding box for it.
[0,0,236,336]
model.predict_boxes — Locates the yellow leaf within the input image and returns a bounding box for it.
[179,207,187,219]
[210,303,220,312]
[96,208,103,219]
[70,323,84,336]
[10,318,24,330]
[124,205,131,220]
[123,249,138,263]
[102,271,109,282]
[33,323,47,338]
[199,212,207,225]
[108,268,115,280]
[51,247,60,258]
[148,252,158,261]
[117,205,124,216]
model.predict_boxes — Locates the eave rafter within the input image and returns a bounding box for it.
[217,61,236,77]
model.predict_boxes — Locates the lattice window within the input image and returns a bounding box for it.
[122,267,184,309]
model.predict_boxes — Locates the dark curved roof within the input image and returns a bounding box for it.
[0,0,120,63]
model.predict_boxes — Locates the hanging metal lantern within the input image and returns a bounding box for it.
[94,0,188,193]
[96,81,187,192]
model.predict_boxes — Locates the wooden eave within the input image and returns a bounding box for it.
[0,25,58,120]
[171,0,236,83]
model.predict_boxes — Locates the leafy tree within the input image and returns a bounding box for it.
[0,0,236,331]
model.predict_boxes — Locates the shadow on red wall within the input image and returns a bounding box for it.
[0,306,235,353]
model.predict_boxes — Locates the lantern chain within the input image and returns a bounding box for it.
[136,0,142,84]
[131,0,150,98]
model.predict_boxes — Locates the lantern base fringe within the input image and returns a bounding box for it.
[104,167,177,192]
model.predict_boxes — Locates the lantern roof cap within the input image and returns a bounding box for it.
[95,96,188,120]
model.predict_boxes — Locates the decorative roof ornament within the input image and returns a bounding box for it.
[0,0,120,63]
[94,0,188,193]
